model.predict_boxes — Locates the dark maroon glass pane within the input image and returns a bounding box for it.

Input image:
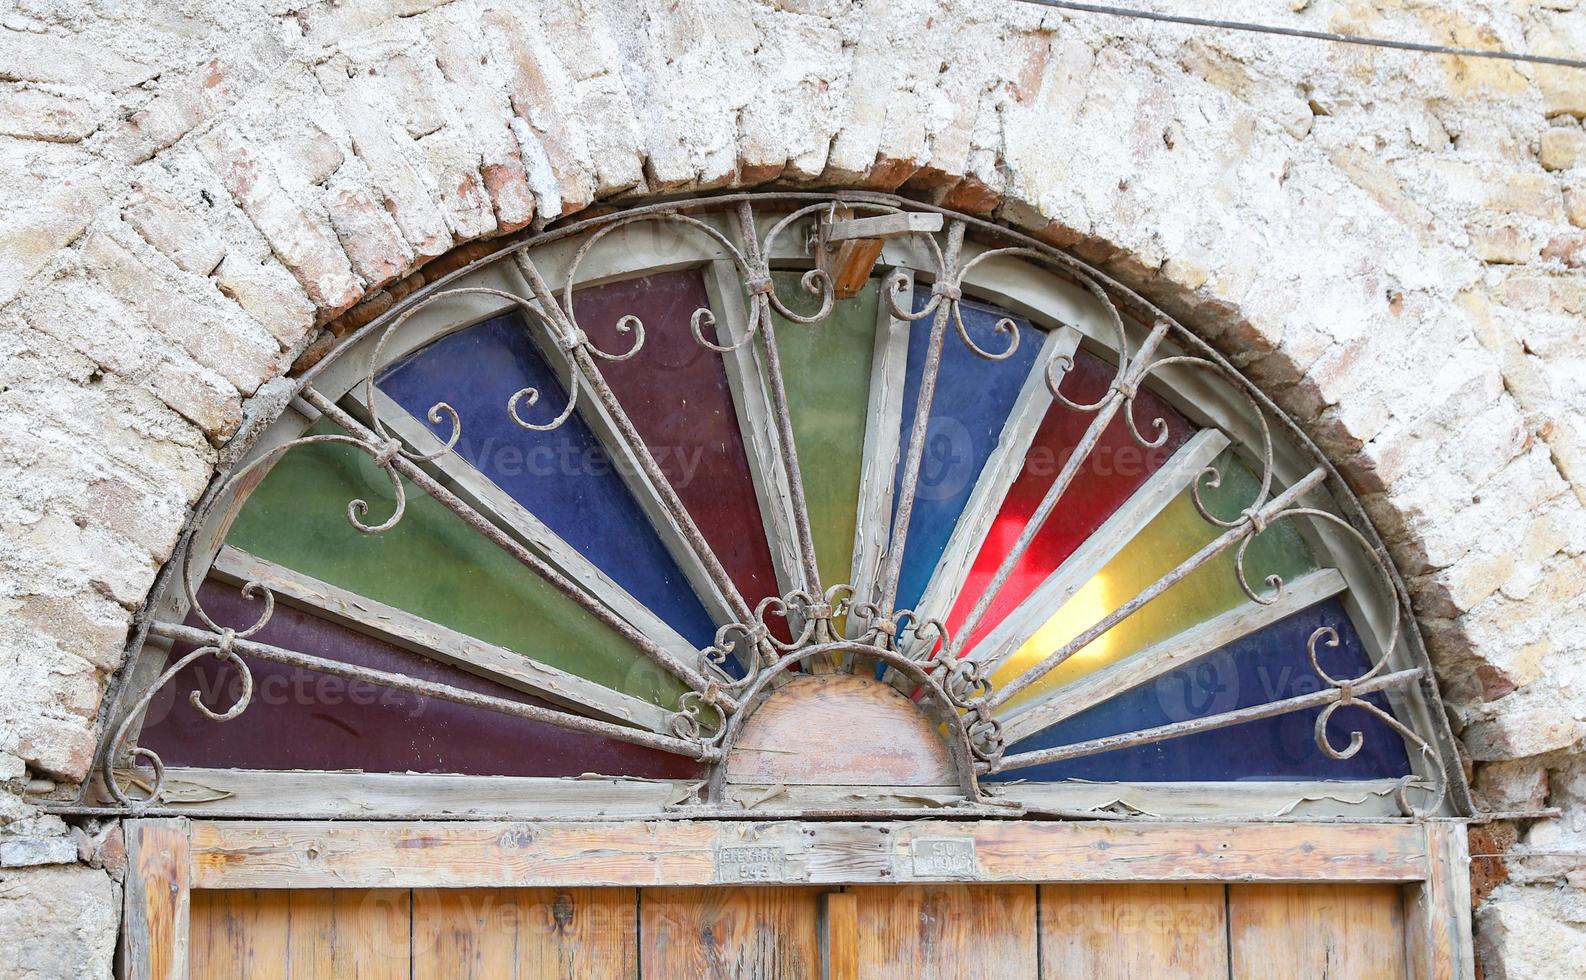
[573,270,785,626]
[138,581,704,779]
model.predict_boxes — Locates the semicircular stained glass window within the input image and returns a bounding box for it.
[125,200,1443,820]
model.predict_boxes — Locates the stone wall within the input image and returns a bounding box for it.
[0,0,1582,975]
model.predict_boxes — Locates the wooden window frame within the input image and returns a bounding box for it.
[122,817,1474,979]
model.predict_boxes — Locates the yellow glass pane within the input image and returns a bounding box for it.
[991,453,1316,710]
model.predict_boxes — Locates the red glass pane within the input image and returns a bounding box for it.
[139,581,704,779]
[946,348,1197,651]
[573,271,784,625]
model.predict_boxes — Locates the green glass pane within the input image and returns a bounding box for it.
[767,272,878,590]
[993,448,1318,709]
[225,421,684,706]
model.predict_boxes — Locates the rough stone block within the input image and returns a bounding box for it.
[79,224,283,394]
[1542,233,1586,268]
[1476,889,1586,979]
[1463,669,1583,762]
[0,168,109,308]
[0,864,116,979]
[478,7,597,217]
[1540,127,1586,172]
[14,268,243,437]
[122,185,226,278]
[0,87,99,143]
[314,56,455,260]
[324,176,416,288]
[432,10,537,232]
[1567,187,1586,228]
[0,837,77,869]
[1473,223,1540,265]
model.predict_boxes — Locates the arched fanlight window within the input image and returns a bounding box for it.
[92,194,1467,822]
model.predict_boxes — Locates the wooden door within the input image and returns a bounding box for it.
[188,881,1411,978]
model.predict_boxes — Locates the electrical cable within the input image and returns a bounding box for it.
[1009,0,1586,70]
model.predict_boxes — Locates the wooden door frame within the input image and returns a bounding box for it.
[122,817,1473,979]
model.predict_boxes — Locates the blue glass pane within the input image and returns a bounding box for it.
[890,291,1042,611]
[378,314,717,649]
[988,597,1413,782]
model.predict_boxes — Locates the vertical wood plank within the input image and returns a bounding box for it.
[819,892,859,980]
[1230,884,1407,980]
[1039,883,1227,979]
[414,887,637,979]
[413,889,487,978]
[121,818,191,980]
[641,886,821,979]
[286,889,410,979]
[190,889,408,980]
[189,889,290,980]
[851,884,1037,980]
[1404,823,1476,980]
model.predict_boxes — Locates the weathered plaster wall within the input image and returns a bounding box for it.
[0,0,1582,975]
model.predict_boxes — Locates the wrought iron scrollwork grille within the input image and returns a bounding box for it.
[89,192,1468,820]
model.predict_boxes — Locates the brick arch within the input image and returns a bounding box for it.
[3,5,1583,969]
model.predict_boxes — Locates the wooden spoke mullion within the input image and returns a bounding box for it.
[301,389,727,705]
[510,252,757,633]
[903,323,1083,654]
[876,221,966,617]
[360,388,716,680]
[945,321,1175,662]
[844,265,913,674]
[989,466,1330,710]
[702,258,810,608]
[999,566,1349,744]
[993,666,1422,774]
[147,620,715,761]
[211,546,679,734]
[963,427,1232,671]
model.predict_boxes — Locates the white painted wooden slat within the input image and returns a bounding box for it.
[365,389,719,680]
[703,258,809,604]
[505,259,745,637]
[210,546,677,733]
[847,267,911,637]
[905,322,1083,642]
[135,767,1415,822]
[964,427,1232,671]
[999,566,1349,743]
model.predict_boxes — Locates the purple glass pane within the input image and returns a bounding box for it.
[138,581,704,779]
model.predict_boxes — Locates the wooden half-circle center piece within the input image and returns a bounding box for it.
[723,673,955,786]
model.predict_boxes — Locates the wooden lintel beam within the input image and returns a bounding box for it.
[185,818,1429,890]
